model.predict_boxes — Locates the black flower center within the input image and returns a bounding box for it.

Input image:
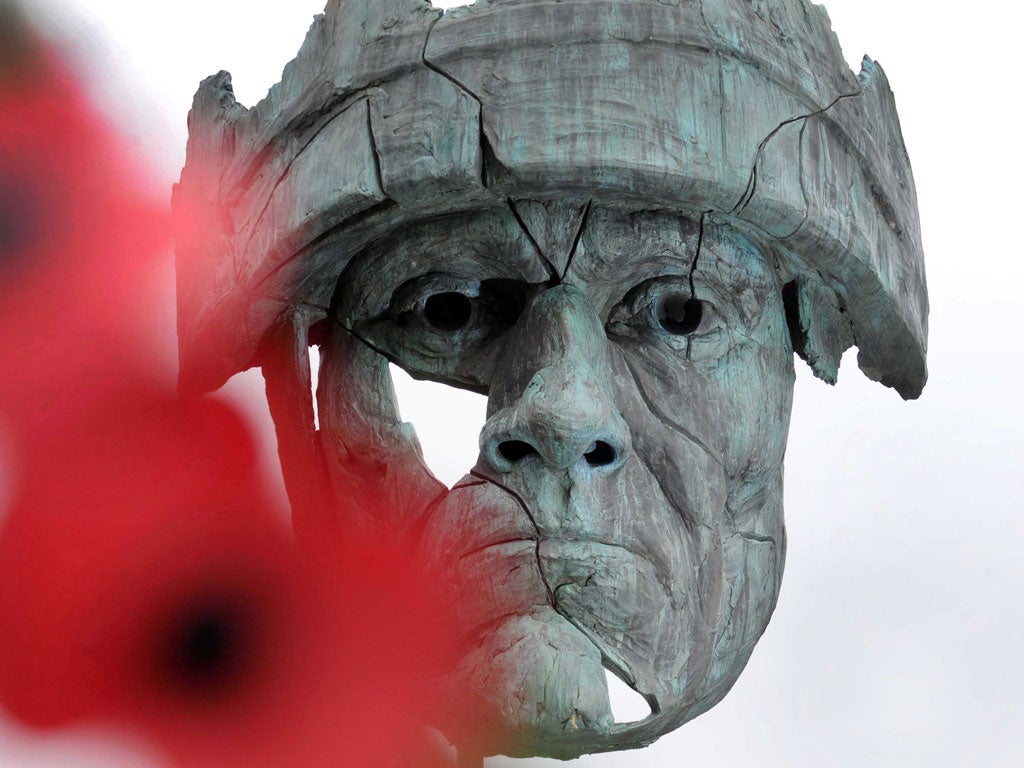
[159,598,255,697]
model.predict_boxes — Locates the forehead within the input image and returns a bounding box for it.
[338,202,778,318]
[568,207,777,316]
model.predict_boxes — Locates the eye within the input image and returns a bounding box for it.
[423,292,473,332]
[382,272,526,360]
[390,274,481,337]
[656,292,703,336]
[606,276,726,358]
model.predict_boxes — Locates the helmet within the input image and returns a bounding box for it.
[174,0,927,398]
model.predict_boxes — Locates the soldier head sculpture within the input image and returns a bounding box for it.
[173,0,927,760]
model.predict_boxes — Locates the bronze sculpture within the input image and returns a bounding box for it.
[173,0,927,760]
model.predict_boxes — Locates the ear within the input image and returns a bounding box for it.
[782,275,855,385]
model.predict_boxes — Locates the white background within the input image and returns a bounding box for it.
[4,1,1023,766]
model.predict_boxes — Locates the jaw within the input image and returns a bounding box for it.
[421,459,779,759]
[450,607,614,758]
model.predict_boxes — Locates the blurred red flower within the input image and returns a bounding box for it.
[0,2,172,443]
[0,7,462,766]
[0,388,459,767]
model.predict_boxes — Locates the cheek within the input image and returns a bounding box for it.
[709,337,795,477]
[708,296,794,479]
[611,346,729,530]
[610,299,794,526]
[612,328,794,481]
[609,346,790,716]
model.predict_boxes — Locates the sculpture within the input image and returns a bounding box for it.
[172,0,928,761]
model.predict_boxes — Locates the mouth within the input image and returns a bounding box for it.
[421,475,679,755]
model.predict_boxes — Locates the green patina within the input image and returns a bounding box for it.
[174,0,927,761]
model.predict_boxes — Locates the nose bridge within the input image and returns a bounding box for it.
[495,285,609,401]
[483,285,630,473]
[529,285,610,375]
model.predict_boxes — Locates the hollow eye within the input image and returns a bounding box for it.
[423,291,473,332]
[657,293,703,335]
[382,273,527,365]
[606,275,723,355]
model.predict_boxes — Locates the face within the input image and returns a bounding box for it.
[332,202,795,758]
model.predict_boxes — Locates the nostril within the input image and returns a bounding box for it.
[584,441,616,467]
[498,440,538,462]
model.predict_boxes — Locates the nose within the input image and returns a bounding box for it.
[480,285,630,475]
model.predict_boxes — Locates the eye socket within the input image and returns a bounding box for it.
[423,292,473,332]
[657,293,703,336]
[606,275,726,358]
[381,273,527,362]
[389,275,481,336]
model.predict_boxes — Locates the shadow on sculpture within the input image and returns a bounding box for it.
[173,0,927,761]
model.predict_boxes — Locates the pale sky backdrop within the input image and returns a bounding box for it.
[4,1,1024,766]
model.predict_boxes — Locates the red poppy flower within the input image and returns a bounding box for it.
[0,8,464,764]
[0,387,460,767]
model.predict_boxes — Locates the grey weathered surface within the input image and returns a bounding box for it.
[174,0,927,400]
[173,0,928,760]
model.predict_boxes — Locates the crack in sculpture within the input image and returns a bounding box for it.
[325,313,406,373]
[731,90,862,216]
[468,467,667,729]
[686,210,712,360]
[560,200,592,282]
[620,354,724,471]
[507,198,561,283]
[469,468,557,606]
[231,82,401,260]
[421,13,485,107]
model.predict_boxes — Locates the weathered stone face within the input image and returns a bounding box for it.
[335,203,794,756]
[174,0,928,760]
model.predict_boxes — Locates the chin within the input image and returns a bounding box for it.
[422,452,786,759]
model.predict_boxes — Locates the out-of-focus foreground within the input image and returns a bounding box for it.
[0,4,464,766]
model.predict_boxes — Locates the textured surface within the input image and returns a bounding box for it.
[174,0,927,400]
[173,0,929,760]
